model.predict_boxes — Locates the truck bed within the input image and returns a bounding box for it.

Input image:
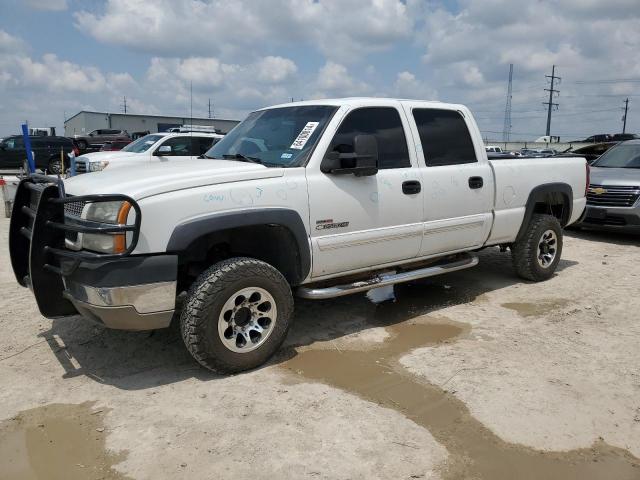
[485,156,587,245]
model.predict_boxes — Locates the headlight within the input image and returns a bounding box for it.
[88,160,109,172]
[82,200,132,253]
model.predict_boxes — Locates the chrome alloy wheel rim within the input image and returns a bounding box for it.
[537,229,557,268]
[217,287,277,353]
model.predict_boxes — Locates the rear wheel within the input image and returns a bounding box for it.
[511,214,563,281]
[180,257,294,373]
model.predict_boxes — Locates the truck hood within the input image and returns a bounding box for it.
[64,159,284,199]
[76,151,142,162]
[590,167,640,186]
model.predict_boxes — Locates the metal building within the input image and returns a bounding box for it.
[64,111,240,136]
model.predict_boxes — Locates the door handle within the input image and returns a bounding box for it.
[468,176,483,189]
[402,180,421,195]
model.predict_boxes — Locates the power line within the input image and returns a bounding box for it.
[543,65,560,136]
[572,78,640,85]
[502,64,513,142]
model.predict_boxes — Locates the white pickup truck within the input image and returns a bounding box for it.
[9,98,588,373]
[73,132,223,174]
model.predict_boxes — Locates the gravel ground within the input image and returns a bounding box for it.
[0,215,639,479]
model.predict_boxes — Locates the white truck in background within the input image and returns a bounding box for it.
[10,98,588,373]
[73,132,223,174]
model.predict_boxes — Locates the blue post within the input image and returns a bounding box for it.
[70,153,76,176]
[21,124,35,173]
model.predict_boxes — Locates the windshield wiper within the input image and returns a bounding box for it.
[222,153,263,164]
[199,153,214,159]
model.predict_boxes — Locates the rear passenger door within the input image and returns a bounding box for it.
[402,105,494,256]
[307,106,424,277]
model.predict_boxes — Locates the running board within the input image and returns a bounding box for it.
[297,253,479,300]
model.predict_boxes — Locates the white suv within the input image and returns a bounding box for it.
[73,132,223,174]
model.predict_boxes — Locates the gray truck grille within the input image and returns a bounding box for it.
[75,159,87,173]
[587,184,640,207]
[64,200,85,218]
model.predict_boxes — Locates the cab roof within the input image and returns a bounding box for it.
[262,97,463,111]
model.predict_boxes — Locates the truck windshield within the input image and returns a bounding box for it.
[121,134,164,153]
[204,105,338,167]
[592,144,640,168]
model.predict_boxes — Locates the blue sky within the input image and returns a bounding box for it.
[1,0,639,141]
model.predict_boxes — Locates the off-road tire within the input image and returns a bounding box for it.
[511,214,563,281]
[76,139,88,150]
[48,157,62,175]
[180,257,294,373]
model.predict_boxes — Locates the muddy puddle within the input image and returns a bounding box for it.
[283,308,639,479]
[502,299,570,317]
[0,402,129,480]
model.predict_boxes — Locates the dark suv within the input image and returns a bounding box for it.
[74,129,130,150]
[611,133,640,142]
[0,135,75,173]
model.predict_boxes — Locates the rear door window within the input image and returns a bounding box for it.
[412,109,478,166]
[196,137,217,155]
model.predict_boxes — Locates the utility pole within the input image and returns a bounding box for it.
[543,65,560,137]
[121,96,128,114]
[208,98,214,119]
[622,98,629,134]
[503,64,513,143]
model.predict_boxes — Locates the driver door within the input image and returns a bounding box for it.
[306,106,424,278]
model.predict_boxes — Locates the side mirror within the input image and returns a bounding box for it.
[155,145,172,156]
[321,134,379,176]
[89,132,94,136]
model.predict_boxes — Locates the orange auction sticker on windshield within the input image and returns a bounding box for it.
[290,122,319,150]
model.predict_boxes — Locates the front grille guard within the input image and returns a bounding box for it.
[9,174,141,317]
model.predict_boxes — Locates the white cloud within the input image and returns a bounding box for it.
[412,0,640,139]
[393,71,437,100]
[74,0,413,63]
[313,61,372,97]
[256,56,297,83]
[0,30,27,53]
[24,0,68,11]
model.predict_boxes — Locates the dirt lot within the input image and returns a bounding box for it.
[0,215,639,479]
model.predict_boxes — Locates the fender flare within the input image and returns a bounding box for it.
[516,183,573,240]
[166,208,311,284]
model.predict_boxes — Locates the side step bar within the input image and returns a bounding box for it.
[297,253,479,300]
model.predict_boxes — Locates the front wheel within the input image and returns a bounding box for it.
[48,157,63,174]
[511,214,563,281]
[180,257,294,373]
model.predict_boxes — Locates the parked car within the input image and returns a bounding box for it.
[611,133,640,142]
[74,132,223,173]
[0,134,75,173]
[562,142,617,164]
[520,148,556,157]
[131,131,151,140]
[74,129,130,150]
[579,140,640,232]
[100,139,132,151]
[575,134,612,143]
[10,98,588,373]
[485,145,503,153]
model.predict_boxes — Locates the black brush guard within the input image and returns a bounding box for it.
[9,174,141,318]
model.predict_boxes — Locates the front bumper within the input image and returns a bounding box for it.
[63,255,177,330]
[579,205,640,232]
[9,175,177,330]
